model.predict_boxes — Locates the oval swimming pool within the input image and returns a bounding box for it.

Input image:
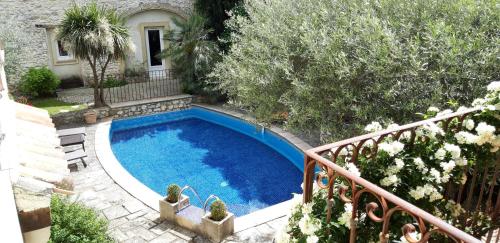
[109,107,303,216]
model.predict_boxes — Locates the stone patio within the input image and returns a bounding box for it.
[70,123,285,242]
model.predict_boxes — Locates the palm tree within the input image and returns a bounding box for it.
[160,13,219,94]
[58,2,133,107]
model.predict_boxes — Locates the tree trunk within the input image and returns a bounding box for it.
[87,56,103,107]
[98,55,112,106]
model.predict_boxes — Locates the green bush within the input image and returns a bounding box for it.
[209,199,227,221]
[211,0,500,142]
[19,67,60,98]
[49,195,112,243]
[166,184,181,203]
[103,77,127,88]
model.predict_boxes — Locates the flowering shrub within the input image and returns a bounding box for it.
[277,82,499,242]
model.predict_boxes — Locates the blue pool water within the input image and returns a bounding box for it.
[110,107,303,216]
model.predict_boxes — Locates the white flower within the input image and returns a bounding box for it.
[464,119,475,130]
[429,190,443,202]
[455,131,478,145]
[487,81,500,92]
[436,109,453,117]
[337,147,349,156]
[455,157,467,166]
[413,157,425,170]
[446,200,465,217]
[429,168,441,183]
[275,228,291,243]
[475,122,496,145]
[380,175,399,187]
[395,158,405,169]
[298,215,321,235]
[441,173,450,183]
[472,98,486,107]
[379,141,405,157]
[435,148,446,160]
[440,160,456,173]
[302,202,313,215]
[427,106,440,113]
[364,121,383,133]
[416,122,444,140]
[306,235,319,243]
[444,143,461,159]
[409,188,426,200]
[346,163,361,177]
[338,203,353,229]
[400,231,422,243]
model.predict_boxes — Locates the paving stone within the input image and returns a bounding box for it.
[108,217,129,229]
[122,236,147,243]
[255,223,275,236]
[131,226,158,241]
[150,221,174,235]
[109,229,128,242]
[123,200,146,213]
[126,209,148,220]
[103,205,129,220]
[150,232,185,243]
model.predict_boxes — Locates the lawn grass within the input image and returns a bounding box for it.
[31,98,87,115]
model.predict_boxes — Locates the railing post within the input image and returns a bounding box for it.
[303,155,315,203]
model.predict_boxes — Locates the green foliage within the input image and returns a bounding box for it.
[19,67,60,98]
[49,195,112,243]
[209,199,227,221]
[103,77,126,88]
[166,184,181,203]
[194,0,245,51]
[58,2,132,107]
[161,14,221,96]
[211,0,500,142]
[278,85,499,242]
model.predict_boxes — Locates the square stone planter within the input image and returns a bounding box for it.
[201,212,234,243]
[159,195,190,222]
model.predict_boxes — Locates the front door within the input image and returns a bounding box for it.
[145,28,165,72]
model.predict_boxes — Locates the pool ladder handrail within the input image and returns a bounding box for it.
[177,186,222,215]
[177,185,204,213]
[203,194,221,213]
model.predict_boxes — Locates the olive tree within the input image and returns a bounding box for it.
[211,0,500,142]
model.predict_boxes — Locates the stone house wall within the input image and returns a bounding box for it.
[0,0,193,84]
[51,95,192,126]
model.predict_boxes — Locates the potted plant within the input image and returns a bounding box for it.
[159,184,189,221]
[83,110,97,124]
[202,199,234,242]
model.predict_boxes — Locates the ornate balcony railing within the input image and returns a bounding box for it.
[303,107,499,242]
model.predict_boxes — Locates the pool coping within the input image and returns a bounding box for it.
[95,106,311,232]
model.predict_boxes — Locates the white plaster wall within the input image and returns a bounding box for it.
[125,10,182,70]
[0,42,17,172]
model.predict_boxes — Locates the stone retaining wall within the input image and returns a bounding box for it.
[51,95,192,126]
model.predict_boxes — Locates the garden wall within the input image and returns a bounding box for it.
[51,95,192,126]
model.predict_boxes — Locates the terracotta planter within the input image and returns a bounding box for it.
[202,212,234,243]
[159,195,190,222]
[83,111,97,124]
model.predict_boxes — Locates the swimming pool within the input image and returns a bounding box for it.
[109,107,304,216]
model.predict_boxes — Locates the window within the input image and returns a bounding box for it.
[54,40,73,61]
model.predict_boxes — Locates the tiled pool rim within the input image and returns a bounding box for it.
[95,105,312,232]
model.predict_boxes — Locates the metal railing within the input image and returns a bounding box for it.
[103,69,182,104]
[303,107,499,242]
